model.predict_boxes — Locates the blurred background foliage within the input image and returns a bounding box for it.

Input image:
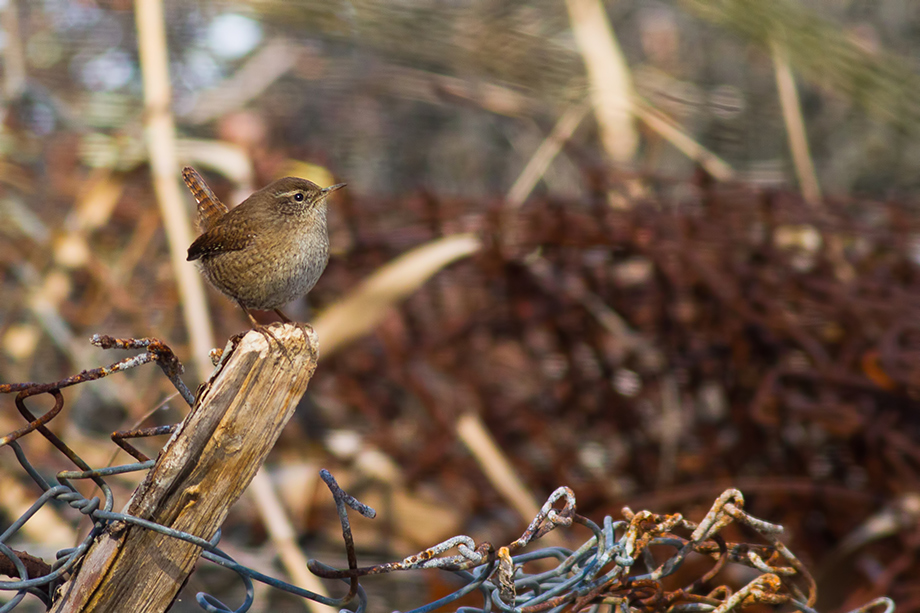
[5,0,920,196]
[1,0,920,611]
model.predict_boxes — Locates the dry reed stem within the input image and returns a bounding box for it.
[632,98,735,181]
[506,102,589,208]
[313,234,482,358]
[771,39,822,206]
[134,0,214,380]
[2,0,25,97]
[184,38,301,125]
[770,39,854,281]
[456,413,565,548]
[564,0,638,164]
[249,469,334,613]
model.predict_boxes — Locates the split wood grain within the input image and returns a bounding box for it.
[50,323,318,613]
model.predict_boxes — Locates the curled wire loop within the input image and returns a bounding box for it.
[0,338,893,613]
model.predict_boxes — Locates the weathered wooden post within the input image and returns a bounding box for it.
[50,324,317,612]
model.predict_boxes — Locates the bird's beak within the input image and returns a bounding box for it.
[322,183,346,195]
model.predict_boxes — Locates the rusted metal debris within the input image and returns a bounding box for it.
[307,180,920,608]
[307,477,889,613]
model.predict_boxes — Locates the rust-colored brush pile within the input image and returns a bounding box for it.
[308,180,920,611]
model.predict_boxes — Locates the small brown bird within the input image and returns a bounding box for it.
[183,167,345,339]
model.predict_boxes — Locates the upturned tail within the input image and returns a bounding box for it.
[182,167,228,233]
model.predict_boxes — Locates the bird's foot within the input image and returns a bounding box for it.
[253,323,294,363]
[273,309,313,343]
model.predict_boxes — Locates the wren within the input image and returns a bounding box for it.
[183,167,344,338]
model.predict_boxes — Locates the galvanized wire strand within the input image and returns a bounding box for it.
[0,434,899,613]
[0,335,898,613]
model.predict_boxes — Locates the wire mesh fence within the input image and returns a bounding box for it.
[3,1,920,610]
[0,335,897,613]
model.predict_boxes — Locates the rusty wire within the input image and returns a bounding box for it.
[0,329,897,612]
[292,479,893,613]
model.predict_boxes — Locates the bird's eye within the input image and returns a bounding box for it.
[294,192,305,202]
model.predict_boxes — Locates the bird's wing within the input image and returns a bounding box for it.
[187,227,253,261]
[182,167,228,232]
